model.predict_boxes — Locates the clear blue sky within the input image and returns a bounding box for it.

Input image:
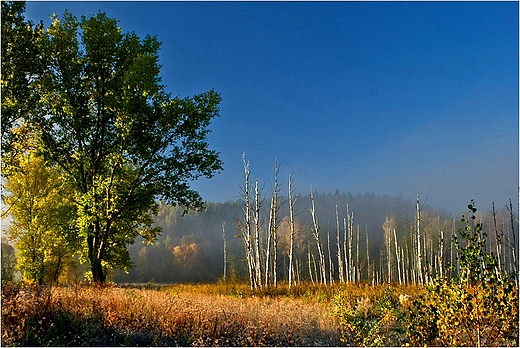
[25,1,518,214]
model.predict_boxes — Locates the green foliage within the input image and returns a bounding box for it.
[2,4,223,282]
[3,151,78,285]
[331,286,410,346]
[406,279,518,346]
[452,200,501,285]
[405,201,519,347]
[1,1,44,154]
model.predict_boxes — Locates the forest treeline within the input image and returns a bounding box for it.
[108,191,518,286]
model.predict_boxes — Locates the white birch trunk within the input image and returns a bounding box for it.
[356,225,360,283]
[221,221,227,281]
[288,174,295,288]
[416,195,424,285]
[310,187,327,284]
[393,227,402,284]
[336,195,345,283]
[253,179,262,287]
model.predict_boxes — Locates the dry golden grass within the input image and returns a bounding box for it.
[2,282,344,346]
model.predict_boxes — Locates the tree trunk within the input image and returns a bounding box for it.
[416,195,424,285]
[356,225,360,282]
[366,225,370,282]
[253,179,262,287]
[393,227,402,284]
[221,221,227,281]
[336,195,345,283]
[288,174,295,288]
[310,187,327,284]
[240,154,255,289]
[327,227,334,283]
[308,244,315,284]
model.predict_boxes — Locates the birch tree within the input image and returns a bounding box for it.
[253,179,262,287]
[335,194,345,283]
[221,221,227,281]
[416,195,424,284]
[310,187,327,284]
[269,159,283,287]
[238,154,255,289]
[288,174,296,287]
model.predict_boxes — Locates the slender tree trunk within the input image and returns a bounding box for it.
[311,247,318,284]
[347,205,355,283]
[393,227,402,284]
[343,216,349,283]
[356,225,360,282]
[288,174,296,288]
[336,195,345,283]
[416,195,424,285]
[308,244,315,284]
[310,187,327,284]
[492,202,502,281]
[253,179,262,287]
[221,221,227,281]
[239,154,255,289]
[508,198,517,280]
[439,229,444,279]
[366,225,370,282]
[327,227,334,283]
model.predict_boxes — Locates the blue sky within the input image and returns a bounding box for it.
[25,1,518,214]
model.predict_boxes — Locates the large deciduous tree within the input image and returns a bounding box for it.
[2,4,223,282]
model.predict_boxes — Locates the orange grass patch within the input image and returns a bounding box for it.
[2,282,343,346]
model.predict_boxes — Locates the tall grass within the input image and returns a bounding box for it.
[1,281,343,346]
[3,281,516,346]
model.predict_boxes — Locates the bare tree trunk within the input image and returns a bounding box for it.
[439,229,444,279]
[311,247,318,284]
[222,221,227,281]
[336,195,345,283]
[347,204,355,283]
[344,216,349,283]
[265,215,271,287]
[393,227,402,284]
[253,180,262,287]
[492,202,502,281]
[366,225,370,283]
[387,226,392,283]
[238,154,255,289]
[308,244,315,284]
[288,174,296,288]
[507,198,517,281]
[356,225,360,282]
[416,195,424,285]
[310,187,327,284]
[327,227,334,283]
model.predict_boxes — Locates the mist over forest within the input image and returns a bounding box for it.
[114,192,517,284]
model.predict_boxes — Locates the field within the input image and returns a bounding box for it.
[1,281,518,347]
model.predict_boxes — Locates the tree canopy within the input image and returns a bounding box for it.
[1,2,223,283]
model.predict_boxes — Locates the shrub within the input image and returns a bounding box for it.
[331,285,410,346]
[405,201,519,347]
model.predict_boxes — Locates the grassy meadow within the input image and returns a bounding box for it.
[1,280,518,346]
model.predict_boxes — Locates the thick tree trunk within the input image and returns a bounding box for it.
[88,223,107,283]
